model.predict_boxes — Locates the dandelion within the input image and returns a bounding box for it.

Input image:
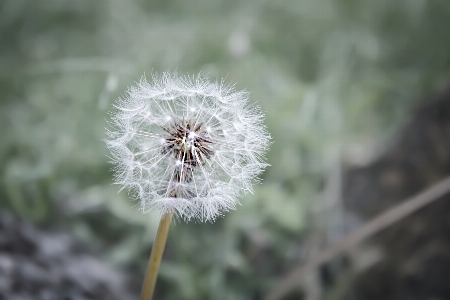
[106,72,270,221]
[105,72,270,299]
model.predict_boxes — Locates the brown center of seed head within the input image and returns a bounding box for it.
[161,119,214,184]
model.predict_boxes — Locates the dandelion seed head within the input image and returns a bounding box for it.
[105,72,270,222]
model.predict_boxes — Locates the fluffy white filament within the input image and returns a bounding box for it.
[106,72,270,222]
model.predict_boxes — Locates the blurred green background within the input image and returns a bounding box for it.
[1,0,450,299]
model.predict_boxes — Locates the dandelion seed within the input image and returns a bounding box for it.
[105,71,270,222]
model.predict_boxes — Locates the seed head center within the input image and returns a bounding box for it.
[161,120,214,169]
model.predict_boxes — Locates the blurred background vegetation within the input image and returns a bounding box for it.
[1,0,450,299]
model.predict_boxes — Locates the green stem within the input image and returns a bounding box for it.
[140,211,173,300]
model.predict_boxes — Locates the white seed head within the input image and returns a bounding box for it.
[105,72,270,222]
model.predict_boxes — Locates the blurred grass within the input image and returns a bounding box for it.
[1,0,450,299]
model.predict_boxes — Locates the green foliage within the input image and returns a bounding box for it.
[1,0,449,298]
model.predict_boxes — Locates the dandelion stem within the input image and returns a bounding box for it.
[140,211,173,300]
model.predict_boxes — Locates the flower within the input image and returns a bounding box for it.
[106,72,270,222]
